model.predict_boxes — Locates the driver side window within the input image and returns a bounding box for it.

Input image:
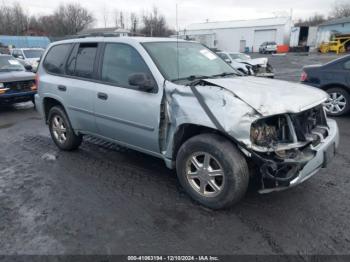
[101,43,154,91]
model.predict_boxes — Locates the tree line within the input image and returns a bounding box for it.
[295,2,350,26]
[0,2,174,37]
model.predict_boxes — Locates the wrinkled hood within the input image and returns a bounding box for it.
[205,76,328,116]
[0,71,35,82]
[237,58,268,67]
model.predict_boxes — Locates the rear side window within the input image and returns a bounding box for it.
[43,44,72,74]
[65,43,97,79]
[74,43,97,79]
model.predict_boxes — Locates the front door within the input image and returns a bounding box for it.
[94,43,162,154]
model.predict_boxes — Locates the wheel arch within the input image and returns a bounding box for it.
[321,83,350,94]
[171,123,239,162]
[43,96,66,123]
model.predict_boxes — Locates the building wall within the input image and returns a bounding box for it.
[0,35,50,49]
[183,23,290,52]
[316,22,350,47]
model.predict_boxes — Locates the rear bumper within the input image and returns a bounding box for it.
[259,119,339,193]
[0,91,36,104]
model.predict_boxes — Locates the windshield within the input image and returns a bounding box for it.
[230,53,250,60]
[143,42,237,82]
[0,56,25,72]
[23,49,44,59]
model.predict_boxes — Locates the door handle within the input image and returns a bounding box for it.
[97,92,108,100]
[57,85,67,91]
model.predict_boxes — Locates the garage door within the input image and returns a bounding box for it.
[253,29,277,52]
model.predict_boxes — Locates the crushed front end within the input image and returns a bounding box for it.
[249,105,339,193]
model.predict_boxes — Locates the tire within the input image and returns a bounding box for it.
[176,133,249,209]
[48,106,82,150]
[324,87,350,117]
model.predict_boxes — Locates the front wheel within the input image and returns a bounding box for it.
[48,106,82,150]
[176,133,249,209]
[324,87,350,116]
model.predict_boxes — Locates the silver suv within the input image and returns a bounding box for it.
[35,37,339,209]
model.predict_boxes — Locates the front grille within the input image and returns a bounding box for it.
[4,81,34,92]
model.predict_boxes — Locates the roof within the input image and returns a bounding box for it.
[319,17,350,27]
[185,17,291,31]
[78,27,130,35]
[50,36,188,46]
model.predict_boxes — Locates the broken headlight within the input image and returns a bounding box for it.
[250,115,293,148]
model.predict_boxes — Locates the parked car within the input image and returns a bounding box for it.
[259,42,277,54]
[35,37,339,209]
[0,54,36,105]
[301,55,350,116]
[11,48,44,72]
[221,51,274,78]
[217,51,254,75]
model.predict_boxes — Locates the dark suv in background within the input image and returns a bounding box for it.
[301,55,350,116]
[0,54,36,105]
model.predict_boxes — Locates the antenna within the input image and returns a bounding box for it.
[176,3,180,80]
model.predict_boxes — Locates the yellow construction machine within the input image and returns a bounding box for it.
[320,34,350,54]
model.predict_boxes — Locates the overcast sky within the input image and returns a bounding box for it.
[13,0,335,29]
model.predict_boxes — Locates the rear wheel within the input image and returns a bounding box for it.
[324,87,350,116]
[176,133,249,209]
[48,106,82,150]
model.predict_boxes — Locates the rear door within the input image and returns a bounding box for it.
[63,42,100,133]
[93,42,162,154]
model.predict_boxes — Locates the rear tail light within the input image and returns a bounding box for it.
[300,71,308,82]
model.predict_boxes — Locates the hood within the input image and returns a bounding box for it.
[0,71,35,82]
[205,76,328,116]
[237,58,268,67]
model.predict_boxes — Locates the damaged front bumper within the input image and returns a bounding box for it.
[258,119,339,193]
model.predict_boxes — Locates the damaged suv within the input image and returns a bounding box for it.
[35,37,339,209]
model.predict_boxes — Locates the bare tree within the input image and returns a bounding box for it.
[130,12,138,34]
[295,13,327,26]
[330,2,350,19]
[102,5,109,28]
[0,3,28,35]
[140,7,174,37]
[114,10,126,29]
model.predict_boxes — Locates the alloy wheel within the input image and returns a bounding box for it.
[324,92,347,114]
[52,115,67,144]
[185,152,225,197]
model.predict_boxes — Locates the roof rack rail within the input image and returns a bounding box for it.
[76,33,122,38]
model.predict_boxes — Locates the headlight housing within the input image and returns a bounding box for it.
[250,114,292,148]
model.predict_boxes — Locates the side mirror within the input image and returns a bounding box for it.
[18,55,24,59]
[128,73,155,92]
[225,59,231,64]
[24,64,33,71]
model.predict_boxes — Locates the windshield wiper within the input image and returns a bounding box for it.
[171,75,211,83]
[211,72,237,77]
